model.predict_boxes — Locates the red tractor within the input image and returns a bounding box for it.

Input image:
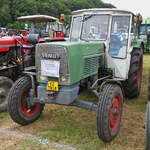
[17,15,65,41]
[0,15,65,112]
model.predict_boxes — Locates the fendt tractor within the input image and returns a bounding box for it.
[8,9,144,142]
[0,15,65,112]
[139,18,150,51]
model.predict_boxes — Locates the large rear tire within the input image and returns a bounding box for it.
[146,70,150,149]
[7,76,44,125]
[148,69,150,101]
[146,102,150,150]
[123,48,143,98]
[96,84,123,142]
[0,76,13,112]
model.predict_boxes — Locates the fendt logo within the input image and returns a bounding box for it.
[41,52,60,59]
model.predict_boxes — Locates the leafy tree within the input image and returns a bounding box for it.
[0,0,115,28]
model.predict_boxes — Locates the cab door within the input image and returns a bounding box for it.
[106,14,132,79]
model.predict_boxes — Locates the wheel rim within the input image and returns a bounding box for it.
[137,57,142,88]
[110,94,121,132]
[20,86,40,117]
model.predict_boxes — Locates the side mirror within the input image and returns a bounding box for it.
[137,13,143,25]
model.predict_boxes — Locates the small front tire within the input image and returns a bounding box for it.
[96,83,123,142]
[7,76,44,125]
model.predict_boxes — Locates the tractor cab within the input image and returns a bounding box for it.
[17,15,65,41]
[71,9,143,80]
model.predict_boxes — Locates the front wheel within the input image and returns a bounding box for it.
[7,76,44,125]
[0,76,13,112]
[96,83,123,142]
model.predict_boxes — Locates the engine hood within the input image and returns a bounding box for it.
[36,41,105,85]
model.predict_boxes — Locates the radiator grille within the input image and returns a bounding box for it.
[36,44,69,82]
[82,56,99,78]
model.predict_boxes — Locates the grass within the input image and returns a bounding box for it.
[0,54,150,150]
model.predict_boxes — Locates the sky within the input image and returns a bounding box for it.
[103,0,149,19]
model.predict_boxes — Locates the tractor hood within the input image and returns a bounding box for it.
[36,41,105,85]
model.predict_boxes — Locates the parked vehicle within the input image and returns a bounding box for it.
[139,18,150,51]
[17,15,65,41]
[0,15,65,112]
[7,9,144,142]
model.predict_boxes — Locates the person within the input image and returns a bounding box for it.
[88,26,96,39]
[29,23,42,37]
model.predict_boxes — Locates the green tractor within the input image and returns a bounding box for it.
[139,18,150,51]
[7,9,144,142]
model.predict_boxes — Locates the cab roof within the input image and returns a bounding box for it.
[72,8,135,16]
[17,15,58,22]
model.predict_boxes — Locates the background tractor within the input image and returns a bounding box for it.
[8,9,144,143]
[17,15,66,41]
[139,18,150,51]
[0,15,66,112]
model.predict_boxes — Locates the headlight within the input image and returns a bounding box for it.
[61,75,67,82]
[40,76,48,81]
[41,60,60,77]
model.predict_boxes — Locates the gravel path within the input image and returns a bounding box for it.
[0,127,77,150]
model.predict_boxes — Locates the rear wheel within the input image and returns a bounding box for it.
[146,102,150,150]
[148,69,150,101]
[146,70,150,149]
[96,84,123,142]
[7,76,44,125]
[0,76,13,112]
[123,48,143,98]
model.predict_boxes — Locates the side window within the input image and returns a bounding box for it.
[130,17,136,45]
[70,16,82,41]
[109,16,130,58]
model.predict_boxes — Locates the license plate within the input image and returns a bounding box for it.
[46,81,59,91]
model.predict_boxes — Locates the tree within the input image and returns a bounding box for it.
[0,0,115,28]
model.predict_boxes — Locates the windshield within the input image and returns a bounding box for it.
[81,14,109,41]
[139,25,150,35]
[70,16,82,41]
[28,22,59,37]
[29,22,50,34]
